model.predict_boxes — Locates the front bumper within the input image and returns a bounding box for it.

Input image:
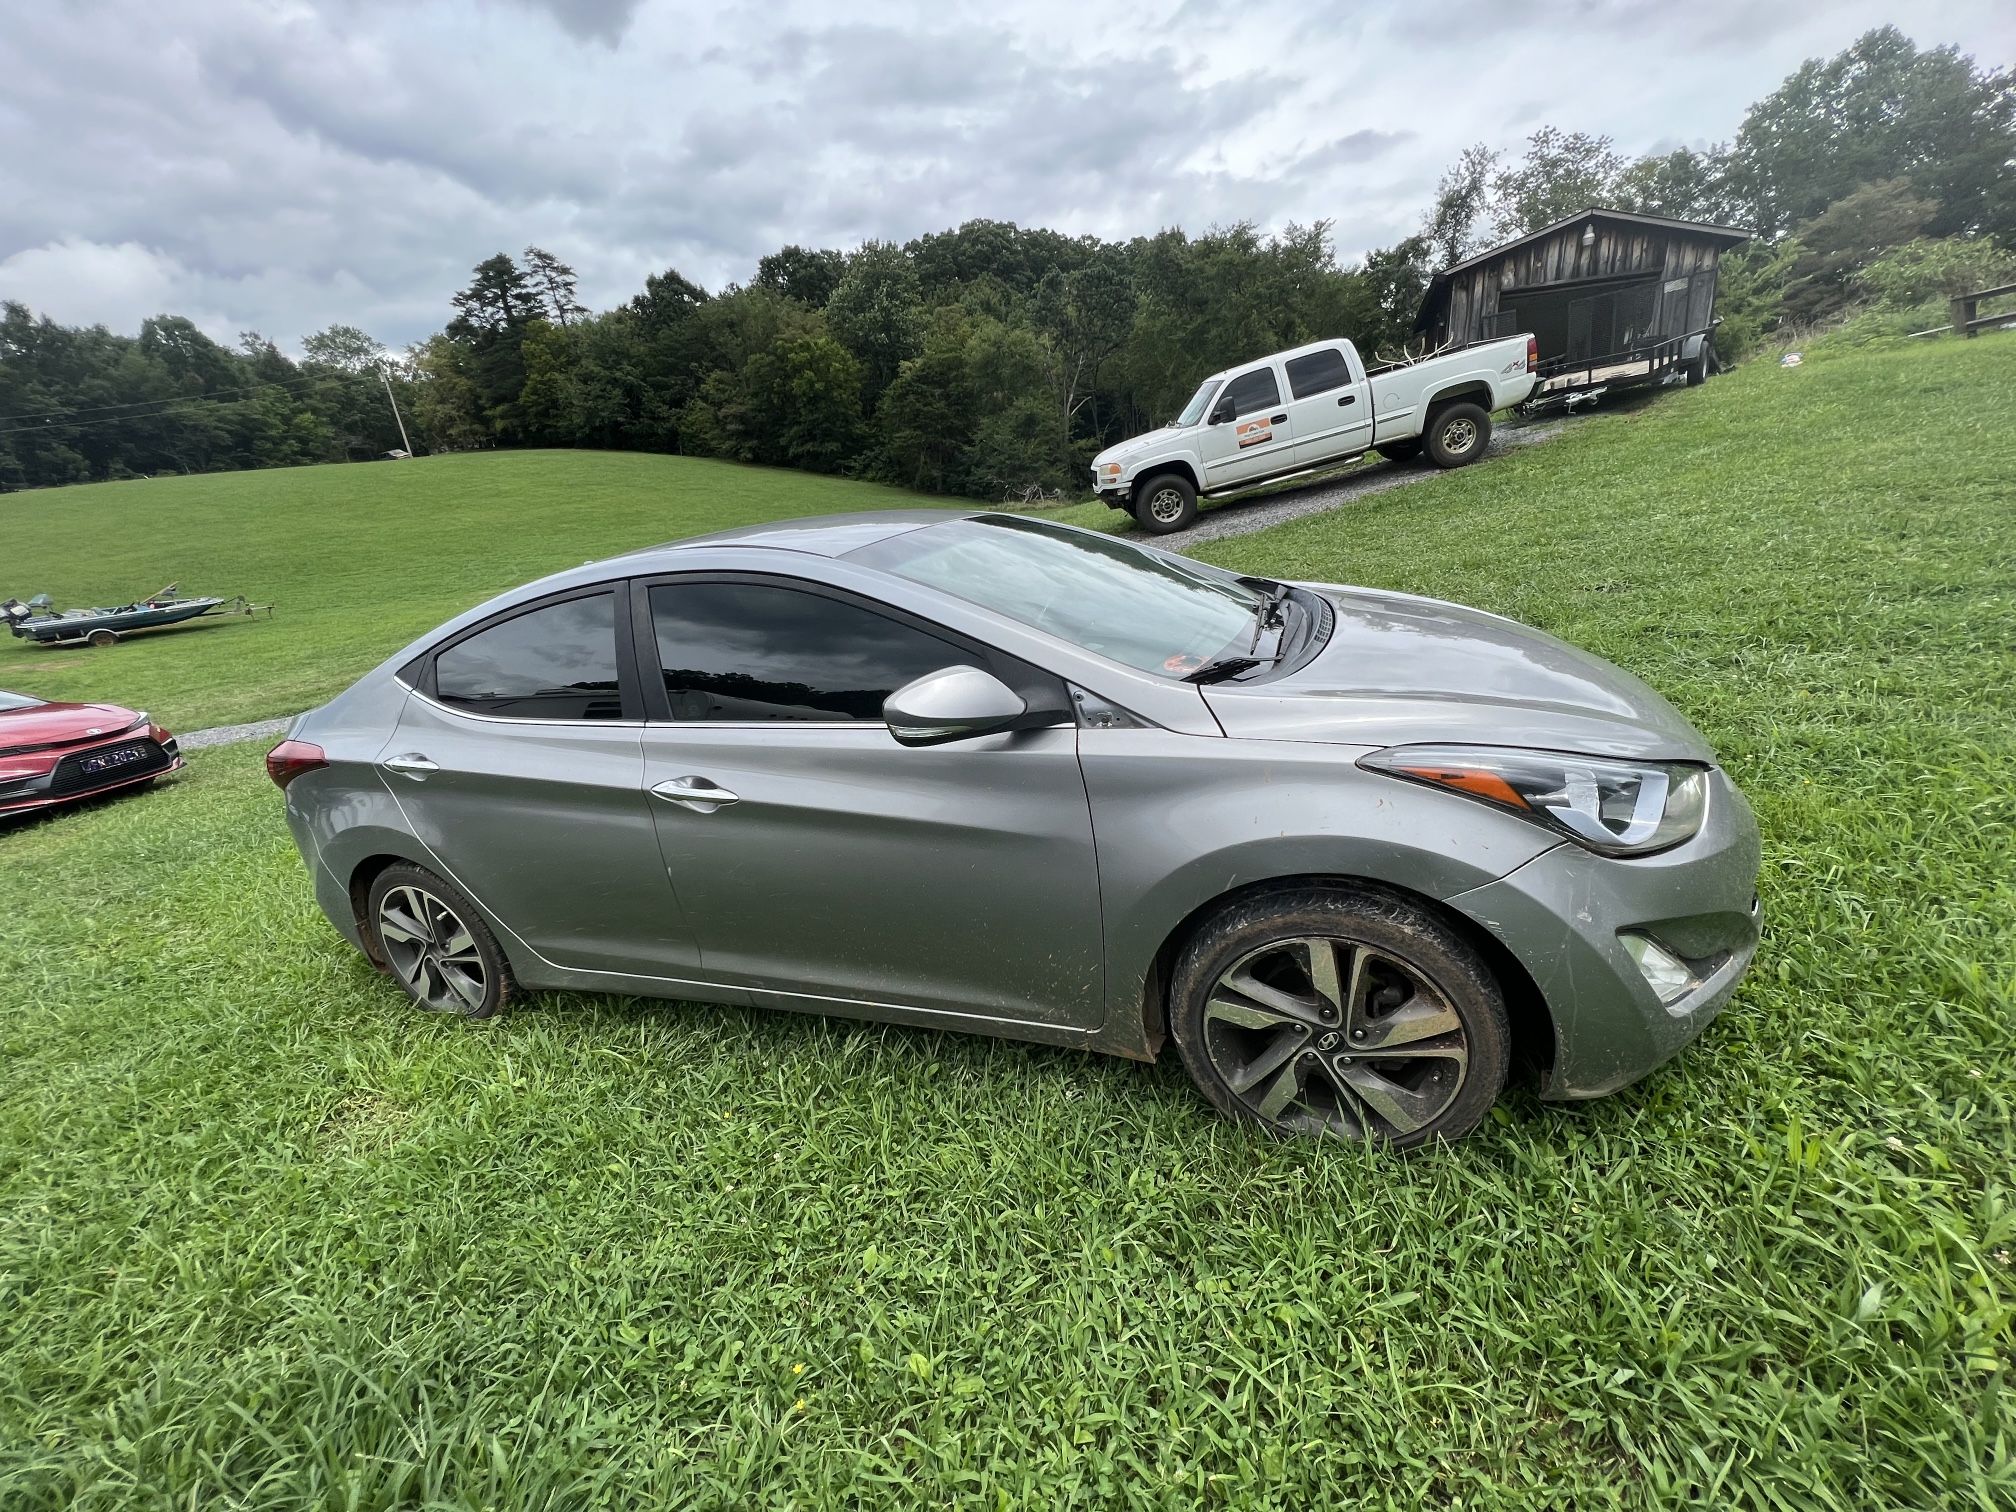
[1445,766,1762,1100]
[0,734,182,815]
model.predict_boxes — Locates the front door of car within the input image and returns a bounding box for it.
[382,584,703,979]
[632,574,1106,1029]
[1283,345,1373,467]
[1197,363,1293,489]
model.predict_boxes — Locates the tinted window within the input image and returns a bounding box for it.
[435,593,622,720]
[1222,367,1281,417]
[1285,347,1353,398]
[650,582,969,722]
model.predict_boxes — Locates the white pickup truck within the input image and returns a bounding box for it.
[1090,333,1539,533]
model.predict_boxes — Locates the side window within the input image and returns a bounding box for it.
[434,593,623,721]
[1285,347,1354,399]
[1222,367,1282,418]
[649,582,971,722]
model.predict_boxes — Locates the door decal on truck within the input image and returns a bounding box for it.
[1235,417,1273,449]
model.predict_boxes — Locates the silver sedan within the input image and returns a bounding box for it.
[269,511,1759,1146]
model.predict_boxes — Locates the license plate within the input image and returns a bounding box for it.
[79,742,146,775]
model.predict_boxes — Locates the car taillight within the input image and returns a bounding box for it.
[1526,336,1539,371]
[265,739,328,790]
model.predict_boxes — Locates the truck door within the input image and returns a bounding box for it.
[1197,364,1293,489]
[1283,345,1373,468]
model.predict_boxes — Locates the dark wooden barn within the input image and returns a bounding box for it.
[1414,208,1750,397]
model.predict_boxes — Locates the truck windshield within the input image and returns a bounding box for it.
[1175,379,1221,427]
[848,515,1262,678]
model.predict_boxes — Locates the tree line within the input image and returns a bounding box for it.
[2,27,2009,495]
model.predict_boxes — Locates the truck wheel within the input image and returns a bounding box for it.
[1379,438,1422,464]
[1132,474,1197,535]
[1424,403,1490,468]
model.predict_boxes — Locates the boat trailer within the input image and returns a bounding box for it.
[2,584,274,647]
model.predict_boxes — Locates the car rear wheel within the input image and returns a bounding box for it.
[1131,473,1197,534]
[367,863,513,1019]
[1424,402,1490,468]
[1168,886,1509,1147]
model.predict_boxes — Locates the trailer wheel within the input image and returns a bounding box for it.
[85,629,119,648]
[1131,473,1198,535]
[1424,403,1490,468]
[1685,343,1711,386]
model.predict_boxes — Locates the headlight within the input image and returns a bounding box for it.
[1098,462,1123,478]
[1358,744,1709,856]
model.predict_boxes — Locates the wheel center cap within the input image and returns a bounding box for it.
[1317,1031,1341,1051]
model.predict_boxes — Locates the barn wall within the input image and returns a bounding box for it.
[1429,222,1730,347]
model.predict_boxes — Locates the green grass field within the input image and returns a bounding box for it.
[2,339,2012,1509]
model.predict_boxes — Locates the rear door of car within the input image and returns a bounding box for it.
[382,583,704,978]
[1283,345,1373,467]
[1196,362,1293,489]
[630,571,1107,1030]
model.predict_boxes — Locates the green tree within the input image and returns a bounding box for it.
[1422,144,1498,266]
[1488,127,1627,239]
[825,241,924,399]
[522,246,589,327]
[1729,27,2016,239]
[755,246,846,308]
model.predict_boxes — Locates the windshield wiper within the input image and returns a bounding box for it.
[1184,655,1264,684]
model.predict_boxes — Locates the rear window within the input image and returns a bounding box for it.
[1285,347,1354,398]
[434,593,623,721]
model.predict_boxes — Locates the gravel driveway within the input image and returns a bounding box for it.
[1156,422,1564,552]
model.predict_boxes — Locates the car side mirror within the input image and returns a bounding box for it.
[884,665,1027,747]
[1209,399,1235,425]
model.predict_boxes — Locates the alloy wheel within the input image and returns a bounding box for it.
[1201,935,1470,1139]
[1441,417,1478,454]
[1147,485,1187,524]
[376,883,489,1013]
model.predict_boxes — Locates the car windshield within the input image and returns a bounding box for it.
[0,691,44,712]
[850,515,1263,677]
[1175,378,1222,427]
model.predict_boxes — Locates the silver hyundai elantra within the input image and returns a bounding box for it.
[270,511,1759,1146]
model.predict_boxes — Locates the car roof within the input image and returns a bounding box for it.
[616,509,971,569]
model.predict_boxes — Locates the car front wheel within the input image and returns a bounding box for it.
[1168,886,1509,1146]
[367,863,513,1019]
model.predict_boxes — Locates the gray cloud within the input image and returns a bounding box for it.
[1,0,2009,349]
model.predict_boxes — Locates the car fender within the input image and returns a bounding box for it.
[1077,730,1560,1056]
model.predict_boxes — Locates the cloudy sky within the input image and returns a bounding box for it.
[2,0,2010,351]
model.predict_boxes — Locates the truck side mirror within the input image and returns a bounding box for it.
[1209,398,1235,425]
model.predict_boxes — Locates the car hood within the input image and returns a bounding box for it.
[0,699,145,753]
[1202,584,1715,762]
[1093,428,1183,468]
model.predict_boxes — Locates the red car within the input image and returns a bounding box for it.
[0,690,181,817]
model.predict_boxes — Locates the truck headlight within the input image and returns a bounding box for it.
[1098,463,1123,479]
[1358,745,1709,857]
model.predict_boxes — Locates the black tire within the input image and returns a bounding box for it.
[85,629,119,648]
[1378,438,1423,464]
[1423,402,1491,468]
[366,863,514,1019]
[1685,342,1711,386]
[1168,885,1509,1148]
[1131,472,1198,535]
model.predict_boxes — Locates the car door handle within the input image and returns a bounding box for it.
[1270,413,1287,424]
[1338,394,1356,405]
[382,753,438,779]
[651,776,741,811]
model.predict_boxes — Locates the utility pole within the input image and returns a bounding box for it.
[379,361,414,457]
